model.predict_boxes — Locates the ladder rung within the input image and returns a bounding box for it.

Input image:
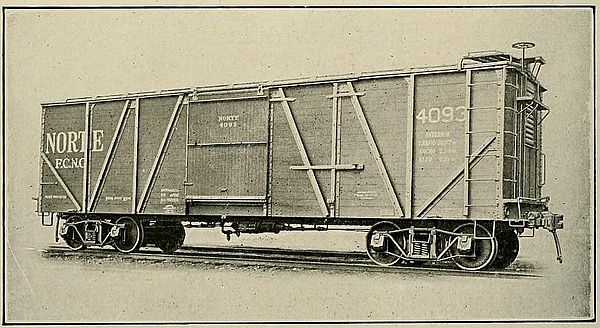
[468,106,501,110]
[466,153,499,158]
[517,96,535,101]
[467,82,502,87]
[466,178,499,182]
[467,130,500,134]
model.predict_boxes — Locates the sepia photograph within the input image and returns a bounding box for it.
[2,4,595,325]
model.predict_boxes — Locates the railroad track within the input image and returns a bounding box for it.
[40,245,540,278]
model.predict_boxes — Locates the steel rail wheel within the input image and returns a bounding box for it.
[62,216,86,251]
[113,216,144,253]
[155,223,186,254]
[490,229,519,269]
[450,223,497,271]
[366,221,404,266]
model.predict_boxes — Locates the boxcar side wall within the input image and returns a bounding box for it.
[41,66,520,222]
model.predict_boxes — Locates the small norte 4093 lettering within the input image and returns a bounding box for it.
[218,115,239,128]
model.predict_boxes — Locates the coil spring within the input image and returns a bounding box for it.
[412,241,429,256]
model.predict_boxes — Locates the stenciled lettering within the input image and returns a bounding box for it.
[45,129,104,154]
[54,157,85,169]
[92,130,104,152]
[67,131,79,153]
[416,106,466,124]
[218,115,239,122]
[56,132,67,153]
[218,115,240,128]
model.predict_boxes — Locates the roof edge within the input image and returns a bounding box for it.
[41,60,524,106]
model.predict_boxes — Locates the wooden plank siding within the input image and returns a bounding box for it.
[41,64,546,223]
[337,78,407,217]
[90,100,132,213]
[40,104,87,212]
[412,72,467,218]
[144,106,187,214]
[135,96,180,207]
[270,85,331,217]
[186,98,269,199]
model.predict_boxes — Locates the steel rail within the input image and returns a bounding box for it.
[41,245,538,278]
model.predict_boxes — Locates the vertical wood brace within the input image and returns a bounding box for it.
[346,81,403,217]
[265,100,275,216]
[518,74,525,197]
[405,75,415,219]
[334,91,342,216]
[88,100,130,212]
[515,75,522,198]
[463,70,472,216]
[137,94,184,213]
[184,99,190,196]
[41,152,81,211]
[132,98,139,214]
[536,87,542,198]
[536,80,542,196]
[512,77,519,198]
[329,83,339,216]
[498,69,506,217]
[82,102,94,213]
[38,106,46,213]
[277,87,329,217]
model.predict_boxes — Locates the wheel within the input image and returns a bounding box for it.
[366,221,404,266]
[155,223,186,254]
[450,223,497,271]
[490,229,519,269]
[113,216,144,253]
[62,216,86,251]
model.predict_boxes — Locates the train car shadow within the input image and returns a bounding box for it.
[42,244,542,279]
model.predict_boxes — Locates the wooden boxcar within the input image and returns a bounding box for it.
[37,45,563,271]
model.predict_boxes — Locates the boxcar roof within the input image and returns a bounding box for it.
[41,58,543,106]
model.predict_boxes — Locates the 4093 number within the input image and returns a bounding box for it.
[416,106,467,124]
